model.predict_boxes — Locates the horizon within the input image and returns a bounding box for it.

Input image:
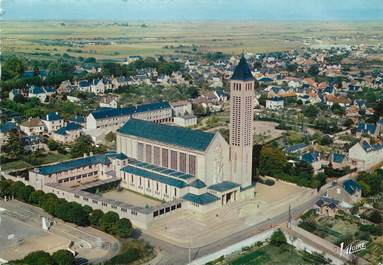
[2,0,383,21]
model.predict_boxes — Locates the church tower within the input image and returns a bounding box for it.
[229,55,254,188]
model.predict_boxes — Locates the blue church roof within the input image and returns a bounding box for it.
[118,119,215,152]
[36,153,115,175]
[208,181,240,192]
[91,101,171,120]
[122,166,188,188]
[230,56,254,81]
[182,192,219,205]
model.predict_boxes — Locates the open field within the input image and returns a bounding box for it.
[2,21,383,60]
[0,200,119,263]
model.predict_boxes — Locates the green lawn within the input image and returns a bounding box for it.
[1,152,71,172]
[229,245,328,265]
[0,160,32,171]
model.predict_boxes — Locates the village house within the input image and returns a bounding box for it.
[41,112,65,133]
[20,118,45,136]
[21,135,48,152]
[349,140,383,171]
[313,197,339,217]
[52,122,82,143]
[266,97,284,110]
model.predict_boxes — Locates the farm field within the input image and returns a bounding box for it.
[2,21,383,61]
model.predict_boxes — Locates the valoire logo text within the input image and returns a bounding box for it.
[340,240,369,256]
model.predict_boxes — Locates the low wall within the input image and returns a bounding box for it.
[188,228,277,265]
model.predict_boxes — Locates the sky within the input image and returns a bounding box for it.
[2,0,383,21]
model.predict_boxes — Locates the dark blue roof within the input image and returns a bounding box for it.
[356,123,376,135]
[360,141,383,152]
[285,143,307,153]
[44,87,56,93]
[119,119,215,151]
[258,77,273,82]
[332,153,345,164]
[182,193,219,205]
[230,56,254,81]
[70,115,86,124]
[302,151,319,163]
[122,166,187,188]
[21,135,47,145]
[29,86,45,94]
[43,112,62,121]
[55,122,81,135]
[208,181,240,192]
[343,179,361,195]
[91,101,171,120]
[79,80,90,87]
[36,153,115,175]
[0,122,17,133]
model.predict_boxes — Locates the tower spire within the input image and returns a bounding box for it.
[229,54,254,188]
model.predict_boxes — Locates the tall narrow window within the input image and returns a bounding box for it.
[154,146,160,165]
[179,153,187,172]
[137,142,144,161]
[162,148,168,167]
[145,144,152,163]
[171,151,177,170]
[188,155,196,175]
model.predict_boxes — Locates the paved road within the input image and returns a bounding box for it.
[141,194,320,265]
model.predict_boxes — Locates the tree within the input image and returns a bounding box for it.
[302,105,319,118]
[308,65,320,76]
[114,218,133,238]
[270,229,287,246]
[320,135,333,146]
[2,56,25,81]
[4,131,24,159]
[331,103,345,115]
[48,139,60,151]
[29,190,45,205]
[21,250,53,265]
[258,146,287,177]
[99,211,119,234]
[70,135,95,158]
[369,210,382,224]
[52,250,74,265]
[105,132,116,142]
[89,209,104,227]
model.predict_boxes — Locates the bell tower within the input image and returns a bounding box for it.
[229,55,254,188]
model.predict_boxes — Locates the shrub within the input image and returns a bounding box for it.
[270,229,287,246]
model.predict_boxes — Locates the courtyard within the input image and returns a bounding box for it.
[102,189,162,208]
[145,181,314,248]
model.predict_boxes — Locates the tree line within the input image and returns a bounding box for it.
[0,178,133,238]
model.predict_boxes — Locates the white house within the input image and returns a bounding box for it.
[266,97,284,110]
[41,112,65,133]
[349,141,383,171]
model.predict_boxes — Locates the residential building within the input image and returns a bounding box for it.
[20,118,45,136]
[41,112,65,133]
[86,101,173,130]
[349,141,383,171]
